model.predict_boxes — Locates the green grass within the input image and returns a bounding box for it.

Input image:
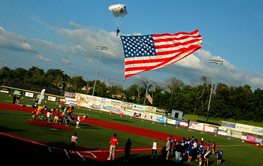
[1,93,263,165]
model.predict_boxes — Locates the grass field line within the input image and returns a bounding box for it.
[64,149,70,159]
[82,151,97,158]
[0,132,46,147]
[76,151,87,161]
[82,147,161,153]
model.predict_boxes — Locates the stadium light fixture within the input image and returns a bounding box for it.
[206,59,224,122]
[92,46,108,96]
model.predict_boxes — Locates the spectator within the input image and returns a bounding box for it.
[12,95,17,104]
[217,148,223,164]
[46,109,51,123]
[211,141,216,154]
[165,137,171,160]
[175,141,182,164]
[204,146,211,166]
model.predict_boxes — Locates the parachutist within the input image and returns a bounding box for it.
[116,28,120,36]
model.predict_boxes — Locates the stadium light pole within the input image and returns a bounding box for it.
[92,45,108,96]
[206,59,223,122]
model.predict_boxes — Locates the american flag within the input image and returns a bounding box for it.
[120,29,202,78]
[146,91,153,105]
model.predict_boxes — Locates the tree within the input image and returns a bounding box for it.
[27,66,46,85]
[67,76,87,92]
[106,83,124,100]
[165,77,184,111]
[46,69,68,89]
[125,84,141,103]
[0,67,10,82]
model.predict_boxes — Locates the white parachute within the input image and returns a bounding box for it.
[108,4,127,36]
[108,4,127,17]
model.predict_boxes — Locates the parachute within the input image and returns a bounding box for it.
[108,4,127,36]
[108,4,127,17]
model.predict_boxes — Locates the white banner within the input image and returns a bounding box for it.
[189,121,204,131]
[24,92,34,98]
[47,96,56,102]
[65,97,77,106]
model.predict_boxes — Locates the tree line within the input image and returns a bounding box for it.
[0,66,262,121]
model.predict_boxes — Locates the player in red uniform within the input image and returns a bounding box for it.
[107,133,119,161]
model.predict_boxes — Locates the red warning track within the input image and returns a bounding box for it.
[83,118,182,142]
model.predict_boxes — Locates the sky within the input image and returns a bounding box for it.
[0,0,263,90]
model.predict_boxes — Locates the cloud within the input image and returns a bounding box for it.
[20,43,33,51]
[171,49,263,89]
[0,27,5,31]
[1,22,263,90]
[35,54,52,62]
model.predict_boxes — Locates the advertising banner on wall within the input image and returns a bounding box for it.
[111,99,122,106]
[156,116,167,124]
[64,91,75,98]
[156,108,166,115]
[65,97,77,106]
[255,138,262,143]
[204,124,218,133]
[235,123,263,136]
[110,107,124,115]
[75,93,90,108]
[221,121,236,128]
[189,121,204,131]
[24,92,34,98]
[12,90,22,96]
[0,87,10,94]
[144,105,157,114]
[132,104,145,112]
[246,135,257,142]
[179,121,189,128]
[167,118,176,125]
[231,130,243,139]
[123,109,137,117]
[121,102,133,109]
[217,127,229,136]
[58,98,66,103]
[47,96,56,102]
[141,113,154,121]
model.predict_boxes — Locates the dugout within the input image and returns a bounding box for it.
[171,110,183,120]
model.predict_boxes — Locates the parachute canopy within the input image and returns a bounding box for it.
[108,4,127,17]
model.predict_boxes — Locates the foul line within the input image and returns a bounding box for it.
[0,132,46,147]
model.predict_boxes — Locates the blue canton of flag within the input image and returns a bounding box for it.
[121,35,156,57]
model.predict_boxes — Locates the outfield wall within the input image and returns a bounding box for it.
[188,120,263,145]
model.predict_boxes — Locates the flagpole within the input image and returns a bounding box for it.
[143,88,148,105]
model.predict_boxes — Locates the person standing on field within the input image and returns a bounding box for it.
[107,133,119,161]
[151,139,158,158]
[70,132,78,153]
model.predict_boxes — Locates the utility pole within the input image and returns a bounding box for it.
[92,45,108,96]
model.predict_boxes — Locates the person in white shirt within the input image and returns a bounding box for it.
[151,139,158,158]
